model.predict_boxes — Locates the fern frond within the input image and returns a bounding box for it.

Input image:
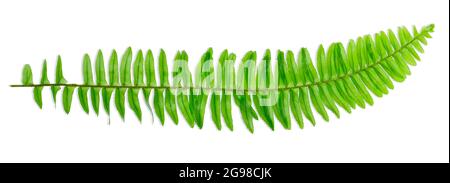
[15,24,435,132]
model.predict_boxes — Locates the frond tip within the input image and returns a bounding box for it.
[12,24,435,132]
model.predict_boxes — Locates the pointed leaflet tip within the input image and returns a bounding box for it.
[175,51,181,60]
[222,49,228,56]
[228,53,236,61]
[243,50,253,60]
[263,49,271,61]
[206,47,213,58]
[252,51,257,60]
[424,24,435,32]
[181,50,189,61]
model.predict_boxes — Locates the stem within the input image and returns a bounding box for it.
[10,32,423,93]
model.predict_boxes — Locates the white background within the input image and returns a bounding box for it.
[0,0,448,163]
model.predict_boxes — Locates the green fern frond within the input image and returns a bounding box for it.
[14,24,435,132]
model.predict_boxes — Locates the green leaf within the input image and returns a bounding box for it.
[78,54,93,114]
[159,49,178,124]
[91,50,107,115]
[120,47,133,86]
[102,50,118,115]
[78,87,89,114]
[209,50,222,130]
[128,50,144,121]
[375,47,405,82]
[154,49,167,124]
[235,51,257,133]
[128,89,142,121]
[326,44,352,112]
[115,47,133,119]
[162,50,174,130]
[316,46,340,117]
[101,88,113,115]
[273,50,291,129]
[83,54,94,85]
[51,56,67,105]
[335,43,366,108]
[220,52,235,131]
[133,50,145,86]
[154,89,164,124]
[142,50,156,122]
[115,88,126,120]
[33,87,43,109]
[165,91,178,126]
[348,39,375,105]
[285,50,304,128]
[174,51,195,127]
[144,49,156,109]
[33,60,51,109]
[328,43,357,110]
[210,93,221,130]
[22,64,33,85]
[62,86,75,114]
[178,94,195,127]
[159,49,169,86]
[55,56,67,84]
[91,87,101,115]
[192,48,214,128]
[109,50,120,86]
[96,50,107,85]
[221,95,233,130]
[298,48,329,121]
[298,87,315,126]
[254,49,275,130]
